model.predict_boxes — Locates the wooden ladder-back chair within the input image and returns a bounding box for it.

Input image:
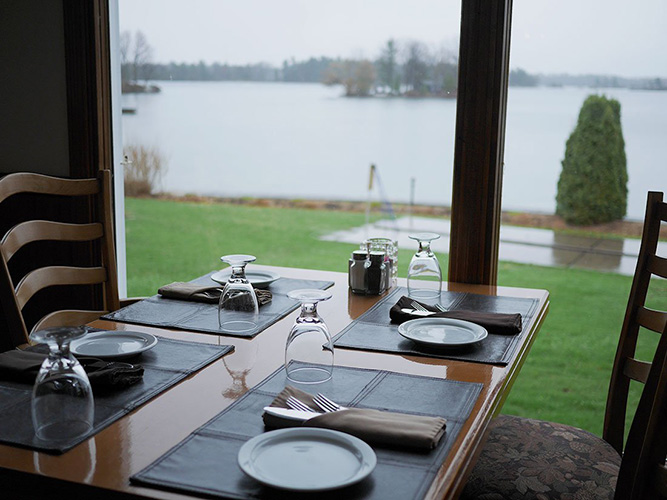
[461,191,667,500]
[0,170,120,348]
[605,190,667,452]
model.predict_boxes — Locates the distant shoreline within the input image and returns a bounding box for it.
[136,192,663,240]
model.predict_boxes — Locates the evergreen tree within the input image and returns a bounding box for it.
[378,39,400,94]
[556,95,628,225]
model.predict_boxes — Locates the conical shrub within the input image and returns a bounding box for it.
[556,95,628,225]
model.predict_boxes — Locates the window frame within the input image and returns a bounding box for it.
[448,0,512,285]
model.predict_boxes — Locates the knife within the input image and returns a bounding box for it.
[400,308,435,316]
[263,407,322,422]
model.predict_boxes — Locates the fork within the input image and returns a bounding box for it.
[434,303,447,312]
[411,301,430,313]
[285,396,316,413]
[313,393,348,412]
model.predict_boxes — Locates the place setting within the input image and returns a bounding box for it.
[102,253,334,337]
[0,325,234,454]
[131,294,483,499]
[334,232,540,365]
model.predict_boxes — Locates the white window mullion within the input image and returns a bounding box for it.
[108,0,127,298]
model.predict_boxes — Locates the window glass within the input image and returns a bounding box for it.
[119,0,461,210]
[118,0,463,296]
[501,0,667,435]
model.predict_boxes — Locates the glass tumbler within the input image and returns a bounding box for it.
[30,326,94,443]
[407,232,442,299]
[362,237,398,288]
[285,289,334,384]
[218,254,260,334]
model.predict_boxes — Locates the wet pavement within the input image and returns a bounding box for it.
[321,216,666,276]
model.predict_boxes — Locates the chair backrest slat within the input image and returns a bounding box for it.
[623,358,651,384]
[637,307,667,335]
[0,173,98,202]
[647,255,667,279]
[15,266,107,309]
[657,202,667,221]
[1,221,103,262]
[33,309,108,333]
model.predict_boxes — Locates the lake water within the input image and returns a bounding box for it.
[122,81,667,221]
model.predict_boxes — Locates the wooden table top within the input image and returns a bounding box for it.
[0,266,549,499]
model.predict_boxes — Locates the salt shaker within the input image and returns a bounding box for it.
[348,250,367,294]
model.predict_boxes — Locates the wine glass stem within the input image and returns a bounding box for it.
[229,265,246,281]
[59,341,71,357]
[297,302,319,322]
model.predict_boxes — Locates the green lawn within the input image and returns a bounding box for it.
[124,197,667,436]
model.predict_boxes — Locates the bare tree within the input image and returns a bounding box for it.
[132,31,154,83]
[120,31,159,93]
[402,41,430,95]
[120,30,155,84]
[120,31,131,69]
[431,45,458,96]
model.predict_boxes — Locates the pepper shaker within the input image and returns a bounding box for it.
[365,251,387,295]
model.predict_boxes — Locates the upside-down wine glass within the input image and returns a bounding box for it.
[30,326,94,443]
[218,254,259,334]
[285,289,334,384]
[407,232,442,299]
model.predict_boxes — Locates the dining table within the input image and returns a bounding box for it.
[0,265,549,499]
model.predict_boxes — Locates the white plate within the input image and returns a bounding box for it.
[70,330,158,359]
[238,428,376,491]
[398,318,488,348]
[210,268,279,288]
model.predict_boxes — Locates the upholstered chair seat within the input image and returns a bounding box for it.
[461,415,621,499]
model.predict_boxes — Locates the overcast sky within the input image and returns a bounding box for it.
[119,0,667,78]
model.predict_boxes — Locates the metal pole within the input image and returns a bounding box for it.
[409,177,415,229]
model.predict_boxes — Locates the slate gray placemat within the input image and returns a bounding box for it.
[333,287,540,365]
[131,365,483,500]
[103,272,335,338]
[0,337,233,454]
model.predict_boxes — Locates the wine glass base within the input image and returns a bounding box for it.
[407,288,442,299]
[35,419,92,443]
[286,365,333,385]
[219,320,257,334]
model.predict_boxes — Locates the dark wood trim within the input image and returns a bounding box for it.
[62,0,113,179]
[60,0,114,311]
[62,0,97,179]
[93,0,114,176]
[448,0,513,285]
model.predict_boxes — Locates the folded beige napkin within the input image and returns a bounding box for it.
[262,385,447,450]
[158,282,272,306]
